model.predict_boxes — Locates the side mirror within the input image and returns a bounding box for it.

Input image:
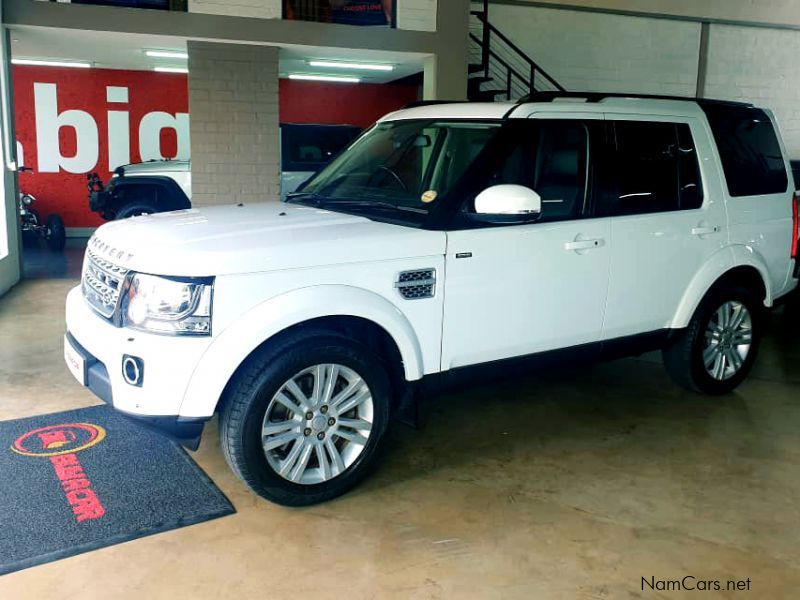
[472,184,542,223]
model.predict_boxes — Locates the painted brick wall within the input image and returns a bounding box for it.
[188,0,281,18]
[483,3,800,155]
[188,42,281,206]
[705,24,800,158]
[397,0,436,31]
[483,3,701,96]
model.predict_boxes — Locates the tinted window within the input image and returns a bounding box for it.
[677,124,703,209]
[702,105,788,197]
[612,121,680,216]
[605,121,704,216]
[477,120,589,222]
[281,125,361,172]
[791,160,800,191]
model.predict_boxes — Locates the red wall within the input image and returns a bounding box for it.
[279,79,417,128]
[15,66,188,227]
[14,65,419,227]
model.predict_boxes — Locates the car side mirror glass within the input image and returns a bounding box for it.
[473,184,542,221]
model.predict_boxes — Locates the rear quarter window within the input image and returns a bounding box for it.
[703,105,788,197]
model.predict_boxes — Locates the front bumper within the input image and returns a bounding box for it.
[65,286,214,449]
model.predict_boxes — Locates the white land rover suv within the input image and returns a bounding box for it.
[65,95,799,506]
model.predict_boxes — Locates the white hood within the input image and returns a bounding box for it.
[90,203,446,276]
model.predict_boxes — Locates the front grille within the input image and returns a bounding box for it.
[82,249,128,319]
[395,269,436,300]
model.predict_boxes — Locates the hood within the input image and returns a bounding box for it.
[117,160,190,176]
[89,203,446,276]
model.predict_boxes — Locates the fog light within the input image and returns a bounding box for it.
[122,355,144,387]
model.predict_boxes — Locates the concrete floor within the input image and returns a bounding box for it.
[2,276,800,599]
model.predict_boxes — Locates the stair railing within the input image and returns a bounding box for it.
[469,2,565,100]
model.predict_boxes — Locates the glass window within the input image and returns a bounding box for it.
[612,121,680,216]
[702,105,788,197]
[474,120,589,223]
[298,120,501,212]
[677,124,703,210]
[281,125,361,172]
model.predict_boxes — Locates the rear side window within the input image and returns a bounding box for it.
[702,106,788,197]
[608,121,703,216]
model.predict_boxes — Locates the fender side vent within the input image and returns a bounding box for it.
[395,269,436,300]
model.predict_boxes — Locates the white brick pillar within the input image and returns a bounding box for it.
[423,0,469,100]
[187,42,280,206]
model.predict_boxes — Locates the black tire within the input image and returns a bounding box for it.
[115,202,158,219]
[219,331,391,506]
[662,284,763,394]
[44,214,66,252]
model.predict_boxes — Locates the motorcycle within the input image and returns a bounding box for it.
[19,166,66,252]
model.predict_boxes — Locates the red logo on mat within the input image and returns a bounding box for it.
[11,423,107,523]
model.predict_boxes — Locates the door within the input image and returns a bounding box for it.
[441,117,612,371]
[599,117,727,339]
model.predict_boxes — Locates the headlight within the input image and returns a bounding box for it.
[21,194,34,206]
[120,273,213,336]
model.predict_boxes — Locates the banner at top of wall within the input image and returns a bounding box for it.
[284,0,395,27]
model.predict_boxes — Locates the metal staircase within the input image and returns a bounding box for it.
[468,0,565,102]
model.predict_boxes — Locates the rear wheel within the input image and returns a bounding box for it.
[663,285,762,394]
[219,332,391,506]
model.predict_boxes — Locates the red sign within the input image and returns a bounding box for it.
[13,65,418,228]
[14,66,189,227]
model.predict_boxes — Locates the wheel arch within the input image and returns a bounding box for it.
[670,245,771,329]
[179,285,425,418]
[108,176,191,215]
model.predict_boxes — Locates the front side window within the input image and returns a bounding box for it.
[463,120,590,223]
[293,120,501,220]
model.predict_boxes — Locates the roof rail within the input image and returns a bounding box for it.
[401,100,471,109]
[517,91,754,108]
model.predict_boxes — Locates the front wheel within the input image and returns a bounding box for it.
[115,201,157,219]
[219,332,391,506]
[663,285,762,394]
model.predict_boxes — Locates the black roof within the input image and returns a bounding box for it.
[403,94,755,114]
[518,91,754,109]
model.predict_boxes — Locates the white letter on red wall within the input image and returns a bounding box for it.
[107,86,131,170]
[138,112,190,162]
[34,83,99,173]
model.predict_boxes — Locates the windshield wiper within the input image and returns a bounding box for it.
[285,191,322,206]
[319,199,428,214]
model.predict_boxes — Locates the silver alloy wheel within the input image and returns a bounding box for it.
[261,364,374,485]
[703,300,753,381]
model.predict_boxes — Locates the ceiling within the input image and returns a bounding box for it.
[8,26,425,84]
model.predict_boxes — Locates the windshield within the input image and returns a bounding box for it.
[292,119,502,218]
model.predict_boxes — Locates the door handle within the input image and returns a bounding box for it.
[691,225,720,236]
[564,238,605,252]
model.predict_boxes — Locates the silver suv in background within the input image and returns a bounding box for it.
[87,123,361,219]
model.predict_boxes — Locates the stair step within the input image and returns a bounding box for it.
[468,63,485,74]
[467,78,491,95]
[469,89,510,102]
